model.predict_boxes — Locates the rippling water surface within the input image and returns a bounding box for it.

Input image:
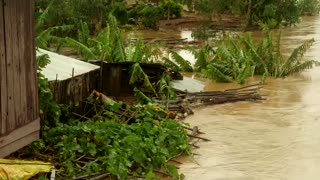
[178,16,320,180]
[135,16,320,179]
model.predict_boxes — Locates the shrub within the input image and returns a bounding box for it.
[112,2,128,25]
[298,0,320,15]
[160,0,183,19]
[141,6,164,30]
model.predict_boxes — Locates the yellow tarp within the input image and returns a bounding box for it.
[0,159,54,180]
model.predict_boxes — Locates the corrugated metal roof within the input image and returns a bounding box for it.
[37,49,100,81]
[171,77,205,92]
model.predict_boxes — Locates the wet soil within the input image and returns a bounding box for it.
[159,11,244,31]
[160,11,243,31]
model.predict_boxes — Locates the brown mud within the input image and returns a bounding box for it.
[159,11,244,31]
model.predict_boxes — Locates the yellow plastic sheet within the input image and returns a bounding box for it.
[0,159,54,180]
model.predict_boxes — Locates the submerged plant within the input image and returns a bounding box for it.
[277,38,316,77]
[196,32,318,84]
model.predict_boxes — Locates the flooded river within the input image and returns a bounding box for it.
[135,16,320,179]
[177,16,320,180]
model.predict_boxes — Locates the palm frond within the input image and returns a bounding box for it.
[194,46,210,71]
[205,63,232,82]
[215,43,234,62]
[129,63,157,95]
[170,51,193,72]
[132,38,144,62]
[78,21,90,45]
[242,38,269,76]
[36,53,50,70]
[133,87,152,103]
[162,57,182,71]
[279,60,315,77]
[111,37,126,62]
[280,38,315,76]
[65,37,97,61]
[157,74,176,100]
[235,61,254,84]
[35,0,54,31]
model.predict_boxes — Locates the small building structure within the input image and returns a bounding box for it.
[102,62,166,96]
[38,49,100,106]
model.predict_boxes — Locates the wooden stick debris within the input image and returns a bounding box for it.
[187,134,211,141]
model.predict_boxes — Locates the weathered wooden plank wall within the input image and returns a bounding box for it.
[50,69,100,106]
[0,0,7,136]
[0,0,39,157]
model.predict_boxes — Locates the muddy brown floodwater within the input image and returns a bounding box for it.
[178,16,320,180]
[134,16,320,179]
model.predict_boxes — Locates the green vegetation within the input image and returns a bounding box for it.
[29,2,190,179]
[36,53,61,128]
[171,32,318,84]
[160,0,183,19]
[30,1,320,179]
[299,0,320,15]
[31,53,190,179]
[28,95,190,179]
[140,6,164,30]
[186,0,320,30]
[35,0,184,32]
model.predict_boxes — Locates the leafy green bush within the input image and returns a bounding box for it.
[298,0,320,15]
[37,54,61,128]
[31,103,190,179]
[191,21,217,41]
[112,2,128,25]
[128,3,147,24]
[160,0,183,19]
[141,6,164,30]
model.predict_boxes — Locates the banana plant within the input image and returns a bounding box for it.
[64,14,126,62]
[36,0,73,49]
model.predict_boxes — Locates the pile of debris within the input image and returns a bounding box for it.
[177,83,263,105]
[166,83,264,120]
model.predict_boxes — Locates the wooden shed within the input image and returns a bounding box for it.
[102,62,166,96]
[38,49,100,106]
[0,0,39,157]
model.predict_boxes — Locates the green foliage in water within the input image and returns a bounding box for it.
[185,32,318,84]
[170,51,194,72]
[191,21,218,41]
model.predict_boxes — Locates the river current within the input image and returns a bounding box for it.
[136,16,320,180]
[179,16,320,180]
